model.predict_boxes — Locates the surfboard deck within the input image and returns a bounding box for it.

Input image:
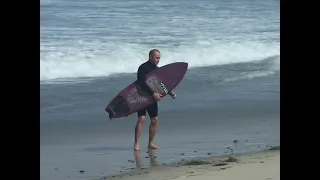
[105,62,188,119]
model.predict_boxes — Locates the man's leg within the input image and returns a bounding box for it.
[134,109,146,151]
[147,103,159,149]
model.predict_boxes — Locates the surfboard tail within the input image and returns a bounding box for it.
[105,107,115,121]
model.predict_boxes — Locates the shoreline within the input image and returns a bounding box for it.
[94,146,280,180]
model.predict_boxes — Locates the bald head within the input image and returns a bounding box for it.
[148,49,161,65]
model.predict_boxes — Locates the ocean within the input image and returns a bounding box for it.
[40,0,280,179]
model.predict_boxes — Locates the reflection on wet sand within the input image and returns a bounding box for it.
[148,150,158,167]
[134,150,142,168]
[134,149,158,168]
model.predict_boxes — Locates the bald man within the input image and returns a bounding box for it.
[133,49,176,151]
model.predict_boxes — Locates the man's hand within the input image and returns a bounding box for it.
[169,91,176,99]
[153,93,163,101]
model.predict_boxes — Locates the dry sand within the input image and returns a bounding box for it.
[98,149,279,180]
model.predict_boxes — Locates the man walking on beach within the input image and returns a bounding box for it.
[134,49,176,151]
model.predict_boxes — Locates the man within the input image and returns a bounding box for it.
[134,49,176,151]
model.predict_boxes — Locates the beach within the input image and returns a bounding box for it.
[98,148,280,180]
[40,0,280,179]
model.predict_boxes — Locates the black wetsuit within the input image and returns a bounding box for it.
[136,60,158,118]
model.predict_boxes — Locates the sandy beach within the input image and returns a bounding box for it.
[99,148,280,180]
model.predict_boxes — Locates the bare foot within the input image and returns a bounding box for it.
[134,144,141,151]
[148,143,160,149]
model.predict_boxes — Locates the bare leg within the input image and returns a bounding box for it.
[148,116,159,149]
[134,116,145,151]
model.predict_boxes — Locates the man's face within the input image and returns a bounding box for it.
[150,51,161,65]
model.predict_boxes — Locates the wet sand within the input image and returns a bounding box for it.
[96,148,279,180]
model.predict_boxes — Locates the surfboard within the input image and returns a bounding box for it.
[105,62,188,119]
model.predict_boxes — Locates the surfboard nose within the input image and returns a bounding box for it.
[181,62,188,67]
[181,62,188,70]
[168,62,188,71]
[171,62,188,75]
[175,62,188,70]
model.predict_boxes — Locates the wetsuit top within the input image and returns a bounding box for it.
[137,60,158,96]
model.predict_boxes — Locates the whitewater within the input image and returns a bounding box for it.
[41,0,280,180]
[40,0,279,82]
[40,40,279,81]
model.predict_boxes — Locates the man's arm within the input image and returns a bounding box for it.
[137,66,155,96]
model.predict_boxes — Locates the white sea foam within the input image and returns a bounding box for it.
[40,40,280,81]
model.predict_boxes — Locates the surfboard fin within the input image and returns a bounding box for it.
[106,107,115,121]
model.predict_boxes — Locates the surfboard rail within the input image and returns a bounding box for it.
[105,62,188,119]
